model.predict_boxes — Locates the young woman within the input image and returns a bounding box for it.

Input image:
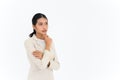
[24,13,60,80]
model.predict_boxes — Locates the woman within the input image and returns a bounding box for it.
[24,13,60,80]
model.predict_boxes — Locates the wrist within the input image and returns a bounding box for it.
[45,47,50,51]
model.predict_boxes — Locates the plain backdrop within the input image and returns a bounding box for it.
[0,0,120,80]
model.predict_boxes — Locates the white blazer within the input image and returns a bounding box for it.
[24,34,60,80]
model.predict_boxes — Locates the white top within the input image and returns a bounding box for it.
[24,34,60,80]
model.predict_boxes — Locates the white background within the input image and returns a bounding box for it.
[0,0,120,80]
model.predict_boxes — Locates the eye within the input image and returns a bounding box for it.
[38,23,43,26]
[45,22,48,25]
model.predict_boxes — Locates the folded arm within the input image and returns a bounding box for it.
[24,39,55,70]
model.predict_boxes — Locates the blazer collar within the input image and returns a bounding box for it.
[32,34,44,41]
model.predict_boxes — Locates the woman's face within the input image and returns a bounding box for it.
[33,17,48,35]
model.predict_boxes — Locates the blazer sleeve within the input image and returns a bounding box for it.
[24,39,55,70]
[48,42,60,70]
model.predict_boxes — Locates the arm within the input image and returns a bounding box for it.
[24,39,55,70]
[48,42,60,70]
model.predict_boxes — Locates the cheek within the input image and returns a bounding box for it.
[38,28,43,32]
[35,26,42,32]
[46,26,48,30]
[36,25,42,29]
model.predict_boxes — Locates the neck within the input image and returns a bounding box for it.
[35,33,44,40]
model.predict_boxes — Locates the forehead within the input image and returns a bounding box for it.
[37,18,48,23]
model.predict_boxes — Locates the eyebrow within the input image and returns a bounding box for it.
[38,21,48,23]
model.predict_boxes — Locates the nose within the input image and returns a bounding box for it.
[43,24,47,30]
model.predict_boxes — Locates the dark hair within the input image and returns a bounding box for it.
[29,13,48,37]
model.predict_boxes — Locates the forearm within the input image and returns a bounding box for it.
[45,45,51,51]
[40,50,55,69]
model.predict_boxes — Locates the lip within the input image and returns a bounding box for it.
[42,30,47,32]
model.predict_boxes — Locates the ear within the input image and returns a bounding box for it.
[32,25,36,30]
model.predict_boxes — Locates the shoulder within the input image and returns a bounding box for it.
[24,37,33,46]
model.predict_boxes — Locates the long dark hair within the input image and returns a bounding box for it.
[29,13,48,37]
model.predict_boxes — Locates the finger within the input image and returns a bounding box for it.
[46,35,48,37]
[33,53,36,56]
[33,51,41,54]
[33,52,37,54]
[33,53,39,55]
[35,50,40,53]
[34,50,40,52]
[33,52,35,55]
[33,54,38,57]
[33,51,36,53]
[33,52,36,55]
[33,51,38,53]
[45,34,49,38]
[36,56,40,59]
[33,54,37,57]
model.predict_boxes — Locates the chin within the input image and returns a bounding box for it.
[42,32,47,35]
